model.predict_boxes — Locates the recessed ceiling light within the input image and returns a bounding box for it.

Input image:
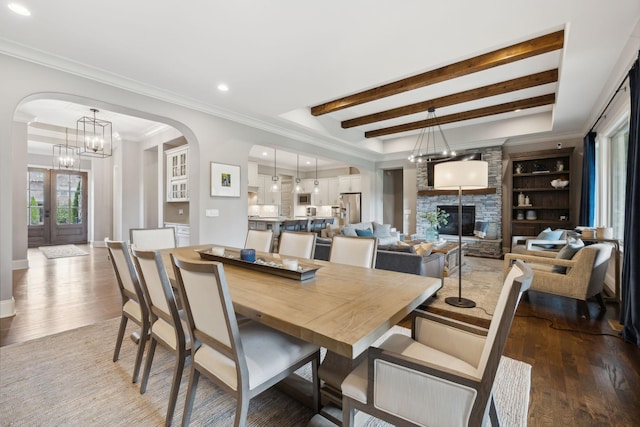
[306,161,311,165]
[8,3,31,16]
[262,151,268,156]
[514,109,522,112]
[217,83,229,92]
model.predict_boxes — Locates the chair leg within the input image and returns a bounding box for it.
[596,292,607,312]
[132,323,149,383]
[113,314,128,362]
[311,353,321,413]
[165,352,187,427]
[489,396,500,427]
[342,398,355,427]
[182,367,200,427]
[578,300,591,319]
[140,338,157,394]
[235,392,250,427]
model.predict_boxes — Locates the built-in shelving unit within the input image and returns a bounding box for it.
[509,147,574,236]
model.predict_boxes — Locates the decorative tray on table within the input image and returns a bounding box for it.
[196,248,321,281]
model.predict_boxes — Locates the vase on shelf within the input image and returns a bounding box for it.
[425,223,439,243]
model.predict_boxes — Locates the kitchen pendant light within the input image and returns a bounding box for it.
[270,148,280,192]
[293,154,302,193]
[313,158,320,194]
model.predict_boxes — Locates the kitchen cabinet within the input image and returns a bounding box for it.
[166,145,189,202]
[257,174,281,205]
[248,161,259,187]
[312,179,329,205]
[338,174,361,193]
[164,222,190,247]
[327,177,340,205]
[509,147,574,236]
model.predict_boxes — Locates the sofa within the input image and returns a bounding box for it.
[322,221,401,246]
[314,241,445,283]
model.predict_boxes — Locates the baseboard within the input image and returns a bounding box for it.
[92,240,107,248]
[0,297,16,318]
[12,258,28,270]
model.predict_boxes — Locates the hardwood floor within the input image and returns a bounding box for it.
[2,246,639,426]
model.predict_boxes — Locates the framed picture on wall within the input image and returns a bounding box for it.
[211,162,240,197]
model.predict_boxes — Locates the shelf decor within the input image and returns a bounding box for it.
[211,162,240,197]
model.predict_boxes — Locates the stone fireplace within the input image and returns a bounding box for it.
[416,146,503,258]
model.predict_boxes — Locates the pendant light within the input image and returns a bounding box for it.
[313,158,320,194]
[52,128,79,170]
[408,107,455,163]
[293,154,302,193]
[77,108,112,158]
[270,148,280,192]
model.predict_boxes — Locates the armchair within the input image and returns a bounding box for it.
[341,260,532,427]
[504,243,613,318]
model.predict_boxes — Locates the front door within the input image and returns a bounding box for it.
[28,168,88,247]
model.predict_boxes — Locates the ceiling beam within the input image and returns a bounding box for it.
[341,69,558,128]
[364,94,556,138]
[311,30,564,116]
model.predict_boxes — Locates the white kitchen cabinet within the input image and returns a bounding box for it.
[258,174,281,205]
[338,174,361,193]
[247,161,259,187]
[165,222,190,247]
[327,177,340,205]
[312,179,329,206]
[166,145,189,202]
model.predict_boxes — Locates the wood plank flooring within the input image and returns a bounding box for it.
[2,245,639,426]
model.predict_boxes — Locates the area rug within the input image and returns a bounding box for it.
[38,244,88,259]
[0,318,530,426]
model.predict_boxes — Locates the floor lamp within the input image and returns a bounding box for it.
[434,160,488,308]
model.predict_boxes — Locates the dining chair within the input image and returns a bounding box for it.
[131,248,191,427]
[171,255,321,426]
[130,227,177,250]
[329,235,378,268]
[244,229,273,252]
[341,260,533,427]
[278,231,316,259]
[105,239,150,384]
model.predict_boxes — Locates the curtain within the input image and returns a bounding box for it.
[579,132,596,226]
[620,52,640,346]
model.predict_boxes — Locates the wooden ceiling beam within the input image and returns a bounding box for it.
[341,69,558,128]
[364,94,556,138]
[311,30,564,116]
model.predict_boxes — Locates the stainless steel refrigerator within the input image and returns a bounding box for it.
[339,192,361,226]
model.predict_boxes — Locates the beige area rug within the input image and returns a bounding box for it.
[38,244,88,259]
[0,317,530,426]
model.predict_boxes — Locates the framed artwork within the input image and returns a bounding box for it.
[210,162,240,197]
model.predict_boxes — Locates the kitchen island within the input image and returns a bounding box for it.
[248,217,335,250]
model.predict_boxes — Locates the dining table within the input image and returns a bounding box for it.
[160,244,442,425]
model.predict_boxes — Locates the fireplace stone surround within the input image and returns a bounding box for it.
[416,146,503,258]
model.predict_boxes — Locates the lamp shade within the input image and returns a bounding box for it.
[434,160,488,190]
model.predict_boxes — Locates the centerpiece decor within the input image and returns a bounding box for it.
[421,208,449,242]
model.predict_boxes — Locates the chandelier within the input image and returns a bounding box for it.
[408,107,455,163]
[52,128,79,170]
[77,108,112,158]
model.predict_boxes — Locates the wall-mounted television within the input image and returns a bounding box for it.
[426,152,482,187]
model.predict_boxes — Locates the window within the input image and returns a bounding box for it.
[27,170,45,225]
[595,118,629,241]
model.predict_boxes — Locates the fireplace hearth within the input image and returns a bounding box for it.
[438,205,475,236]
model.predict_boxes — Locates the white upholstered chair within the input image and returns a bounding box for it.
[105,239,150,384]
[504,243,613,318]
[130,227,177,250]
[244,229,273,253]
[329,235,377,268]
[171,255,321,426]
[341,260,533,427]
[277,231,316,259]
[131,248,191,426]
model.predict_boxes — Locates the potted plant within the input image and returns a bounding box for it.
[421,208,449,242]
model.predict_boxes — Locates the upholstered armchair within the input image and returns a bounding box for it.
[341,260,533,427]
[504,243,613,318]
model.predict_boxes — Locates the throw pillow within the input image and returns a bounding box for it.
[372,222,392,238]
[552,238,584,273]
[396,240,411,247]
[414,242,434,256]
[342,225,357,237]
[355,228,374,237]
[536,227,565,248]
[473,221,489,239]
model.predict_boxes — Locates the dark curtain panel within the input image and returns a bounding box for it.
[579,132,597,226]
[620,52,640,346]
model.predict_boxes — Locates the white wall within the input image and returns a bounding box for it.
[12,122,28,268]
[0,53,375,318]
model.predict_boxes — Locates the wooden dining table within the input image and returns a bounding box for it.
[161,244,442,424]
